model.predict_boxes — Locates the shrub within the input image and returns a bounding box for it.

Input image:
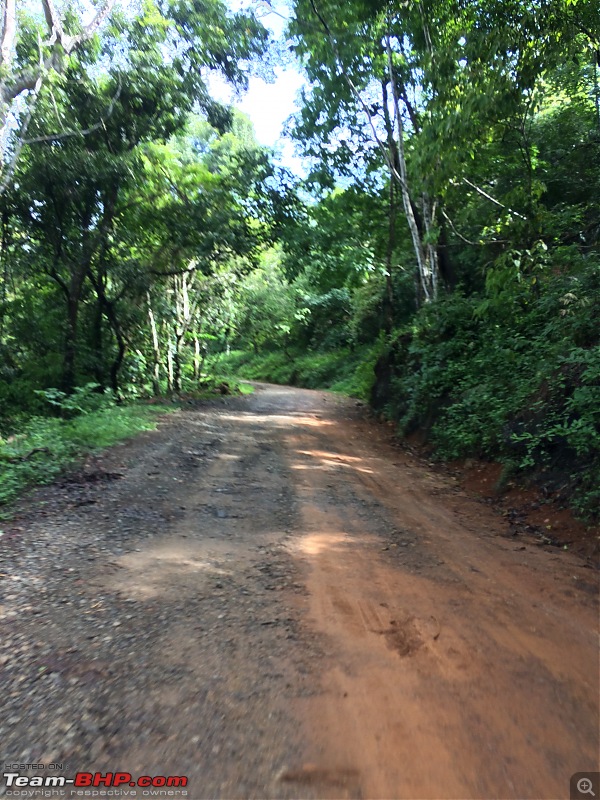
[0,402,170,506]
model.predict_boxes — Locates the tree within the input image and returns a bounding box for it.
[0,0,116,193]
[132,113,289,393]
[288,0,598,305]
[1,0,270,394]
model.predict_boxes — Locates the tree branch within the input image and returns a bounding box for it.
[305,0,407,190]
[41,0,64,44]
[41,0,116,53]
[0,69,44,195]
[461,177,527,220]
[0,0,16,68]
[24,76,122,145]
[1,0,117,194]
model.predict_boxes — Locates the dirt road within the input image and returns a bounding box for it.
[1,384,598,799]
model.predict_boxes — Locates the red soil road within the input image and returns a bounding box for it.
[256,384,599,800]
[1,383,597,800]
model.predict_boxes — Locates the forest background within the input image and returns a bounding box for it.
[0,0,598,521]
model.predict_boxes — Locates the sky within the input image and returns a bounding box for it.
[80,0,308,173]
[78,0,308,173]
[210,0,308,175]
[236,67,306,173]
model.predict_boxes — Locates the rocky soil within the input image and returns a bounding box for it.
[0,384,598,799]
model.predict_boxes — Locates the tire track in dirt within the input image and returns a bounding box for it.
[270,386,598,799]
[0,384,597,800]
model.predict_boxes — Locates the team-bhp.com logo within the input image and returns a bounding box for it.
[3,772,188,796]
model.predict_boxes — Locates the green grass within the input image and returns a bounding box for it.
[0,374,257,510]
[0,403,174,507]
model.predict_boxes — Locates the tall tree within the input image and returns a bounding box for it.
[3,0,269,393]
[0,0,117,193]
[288,0,598,304]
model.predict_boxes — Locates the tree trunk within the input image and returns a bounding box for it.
[384,179,396,332]
[102,298,126,398]
[0,208,9,340]
[173,331,183,393]
[166,347,174,394]
[62,293,80,395]
[147,295,161,396]
[595,49,600,131]
[91,293,105,389]
[193,337,200,380]
[171,271,198,394]
[381,73,438,307]
[109,332,126,397]
[385,39,438,302]
[62,262,88,395]
[198,347,208,382]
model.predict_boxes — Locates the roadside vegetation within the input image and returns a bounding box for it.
[214,347,379,399]
[0,375,253,506]
[0,0,597,519]
[0,387,173,506]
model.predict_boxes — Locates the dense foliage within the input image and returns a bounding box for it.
[0,0,598,518]
[224,0,599,519]
[0,0,281,407]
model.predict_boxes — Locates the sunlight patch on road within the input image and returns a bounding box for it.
[297,449,362,463]
[102,542,231,601]
[291,448,375,474]
[291,462,375,474]
[294,532,348,556]
[219,413,334,428]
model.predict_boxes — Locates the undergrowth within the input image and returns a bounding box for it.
[376,273,600,521]
[0,386,174,507]
[212,343,382,400]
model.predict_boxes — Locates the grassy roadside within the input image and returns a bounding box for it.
[0,378,255,510]
[0,404,175,509]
